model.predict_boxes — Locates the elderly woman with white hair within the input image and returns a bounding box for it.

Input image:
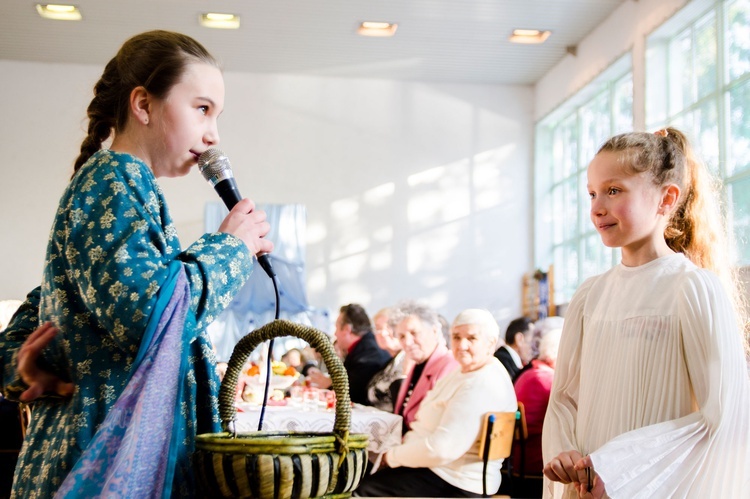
[354,308,517,498]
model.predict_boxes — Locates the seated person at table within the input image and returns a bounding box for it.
[300,345,323,374]
[281,347,303,372]
[393,300,459,432]
[307,304,390,405]
[367,307,415,412]
[512,324,562,480]
[493,316,534,381]
[354,309,517,498]
[512,315,564,382]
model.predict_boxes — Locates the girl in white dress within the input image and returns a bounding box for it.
[542,128,750,498]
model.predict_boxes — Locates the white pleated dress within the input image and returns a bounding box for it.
[542,253,750,498]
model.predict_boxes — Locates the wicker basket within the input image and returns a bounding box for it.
[194,320,369,498]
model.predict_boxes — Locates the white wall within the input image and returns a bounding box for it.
[0,60,533,325]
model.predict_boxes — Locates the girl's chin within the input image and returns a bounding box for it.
[598,237,619,248]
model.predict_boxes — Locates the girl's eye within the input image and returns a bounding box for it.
[199,105,209,115]
[608,187,619,195]
[589,192,596,199]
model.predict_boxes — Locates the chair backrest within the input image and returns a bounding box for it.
[515,401,528,440]
[478,411,516,461]
[513,401,529,479]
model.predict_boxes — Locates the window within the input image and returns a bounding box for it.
[534,56,633,304]
[535,0,750,307]
[647,0,750,264]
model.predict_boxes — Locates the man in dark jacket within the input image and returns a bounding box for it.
[494,316,534,381]
[307,304,391,405]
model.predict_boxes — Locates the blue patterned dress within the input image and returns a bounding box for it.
[0,150,253,498]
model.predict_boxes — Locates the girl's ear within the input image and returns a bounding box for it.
[130,86,151,126]
[659,184,681,215]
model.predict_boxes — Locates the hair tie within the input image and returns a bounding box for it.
[654,129,669,137]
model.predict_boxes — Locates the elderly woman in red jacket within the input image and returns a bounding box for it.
[391,300,459,432]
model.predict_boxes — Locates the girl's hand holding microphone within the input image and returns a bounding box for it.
[218,198,274,257]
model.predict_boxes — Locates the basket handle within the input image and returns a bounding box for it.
[219,319,352,438]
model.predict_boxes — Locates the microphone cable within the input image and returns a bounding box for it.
[196,148,280,432]
[257,254,279,431]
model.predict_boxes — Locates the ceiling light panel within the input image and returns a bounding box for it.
[509,29,551,44]
[36,4,82,21]
[200,13,240,29]
[357,21,398,37]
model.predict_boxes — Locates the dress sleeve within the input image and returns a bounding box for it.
[542,278,592,458]
[588,270,750,498]
[42,160,252,355]
[541,278,593,499]
[177,232,252,332]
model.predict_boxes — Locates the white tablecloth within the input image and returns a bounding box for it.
[233,403,403,454]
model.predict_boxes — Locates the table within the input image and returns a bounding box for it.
[234,403,403,454]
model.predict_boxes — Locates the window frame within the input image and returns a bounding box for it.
[534,55,633,305]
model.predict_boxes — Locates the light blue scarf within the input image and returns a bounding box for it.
[55,262,192,498]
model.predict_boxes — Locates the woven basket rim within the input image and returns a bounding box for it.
[195,431,370,455]
[196,431,369,442]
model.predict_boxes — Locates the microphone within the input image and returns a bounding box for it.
[198,149,242,210]
[198,148,275,278]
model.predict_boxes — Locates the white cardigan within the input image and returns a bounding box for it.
[386,357,516,494]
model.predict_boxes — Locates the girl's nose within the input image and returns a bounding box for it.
[591,197,606,217]
[205,121,220,146]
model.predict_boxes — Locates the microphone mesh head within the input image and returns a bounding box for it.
[198,148,234,186]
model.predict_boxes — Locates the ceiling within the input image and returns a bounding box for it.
[0,0,627,86]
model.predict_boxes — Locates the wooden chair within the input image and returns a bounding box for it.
[513,401,545,497]
[514,401,528,476]
[478,411,517,497]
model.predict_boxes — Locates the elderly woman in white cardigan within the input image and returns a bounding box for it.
[354,309,517,497]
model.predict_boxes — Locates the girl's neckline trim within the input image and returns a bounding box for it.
[617,253,684,273]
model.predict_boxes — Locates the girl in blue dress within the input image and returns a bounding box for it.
[0,30,273,498]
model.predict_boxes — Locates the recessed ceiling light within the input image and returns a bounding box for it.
[357,21,398,37]
[509,29,551,44]
[36,4,82,21]
[200,13,240,29]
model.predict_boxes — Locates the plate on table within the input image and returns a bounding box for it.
[240,373,299,405]
[244,374,299,391]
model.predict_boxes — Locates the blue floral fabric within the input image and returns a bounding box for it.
[0,150,253,498]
